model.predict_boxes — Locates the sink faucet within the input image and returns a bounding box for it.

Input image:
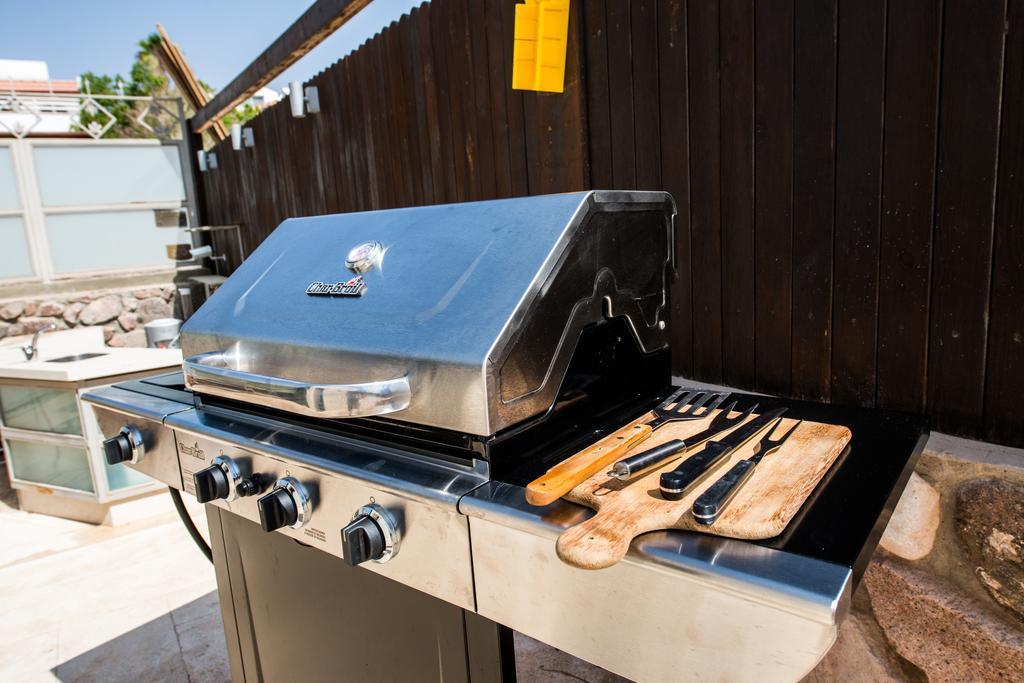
[22,322,58,361]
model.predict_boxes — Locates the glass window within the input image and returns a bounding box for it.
[0,216,33,280]
[0,146,19,210]
[103,457,153,491]
[33,144,185,206]
[0,385,82,435]
[45,210,184,274]
[7,439,94,492]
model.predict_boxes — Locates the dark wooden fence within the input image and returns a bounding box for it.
[199,0,1023,447]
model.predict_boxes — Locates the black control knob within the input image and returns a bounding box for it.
[341,515,385,566]
[193,465,230,504]
[102,433,133,465]
[235,475,264,498]
[102,426,143,465]
[257,488,298,532]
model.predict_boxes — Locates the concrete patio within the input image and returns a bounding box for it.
[0,473,230,683]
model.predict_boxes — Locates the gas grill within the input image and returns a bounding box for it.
[83,191,927,682]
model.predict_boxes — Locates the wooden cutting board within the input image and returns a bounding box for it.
[555,408,852,570]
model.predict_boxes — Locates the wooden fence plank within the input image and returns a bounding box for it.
[606,0,637,188]
[876,0,942,413]
[415,5,446,204]
[983,0,1024,444]
[790,0,833,401]
[831,0,887,407]
[497,0,530,197]
[687,0,723,383]
[482,0,514,197]
[583,0,613,189]
[719,0,756,388]
[754,0,794,396]
[467,0,497,200]
[631,0,661,190]
[399,8,432,204]
[658,0,694,377]
[429,0,458,202]
[445,0,479,200]
[928,0,1007,435]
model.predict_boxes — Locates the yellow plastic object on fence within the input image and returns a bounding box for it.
[512,0,571,93]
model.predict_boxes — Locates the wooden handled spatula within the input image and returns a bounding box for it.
[524,389,728,506]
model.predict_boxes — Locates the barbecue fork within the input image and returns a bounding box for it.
[691,418,803,524]
[524,388,729,506]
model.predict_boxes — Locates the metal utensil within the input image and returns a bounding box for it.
[640,388,731,431]
[692,419,803,525]
[608,400,754,480]
[524,387,728,506]
[658,407,788,501]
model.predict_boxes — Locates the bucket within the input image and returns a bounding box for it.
[144,318,182,349]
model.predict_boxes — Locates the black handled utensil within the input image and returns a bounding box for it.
[658,407,788,501]
[692,419,803,525]
[607,400,754,480]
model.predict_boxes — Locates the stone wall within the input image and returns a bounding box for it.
[0,285,178,348]
[807,435,1024,682]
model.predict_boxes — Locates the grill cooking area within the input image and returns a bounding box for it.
[84,192,927,682]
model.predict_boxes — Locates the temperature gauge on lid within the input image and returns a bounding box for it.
[345,241,385,274]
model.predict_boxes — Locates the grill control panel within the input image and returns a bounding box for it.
[172,431,476,610]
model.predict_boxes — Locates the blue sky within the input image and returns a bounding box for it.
[0,0,424,92]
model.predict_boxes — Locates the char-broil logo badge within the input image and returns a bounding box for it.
[179,441,206,460]
[306,276,367,297]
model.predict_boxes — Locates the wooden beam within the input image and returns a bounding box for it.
[191,0,373,133]
[154,23,229,140]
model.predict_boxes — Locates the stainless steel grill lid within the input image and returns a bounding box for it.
[181,191,676,435]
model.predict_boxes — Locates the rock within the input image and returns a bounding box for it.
[0,321,10,338]
[16,317,66,334]
[879,472,941,561]
[63,302,85,325]
[136,297,171,323]
[133,288,164,300]
[0,301,24,321]
[864,559,1024,681]
[956,478,1024,622]
[36,302,64,317]
[108,329,147,348]
[117,311,139,332]
[22,302,37,316]
[161,286,175,301]
[78,295,123,325]
[102,326,116,343]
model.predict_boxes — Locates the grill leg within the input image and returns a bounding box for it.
[465,611,517,682]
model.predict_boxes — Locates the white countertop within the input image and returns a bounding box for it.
[0,328,182,383]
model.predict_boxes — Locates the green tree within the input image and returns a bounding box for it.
[78,33,179,138]
[222,103,261,127]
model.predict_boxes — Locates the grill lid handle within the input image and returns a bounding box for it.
[183,351,411,419]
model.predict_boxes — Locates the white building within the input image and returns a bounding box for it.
[0,60,81,137]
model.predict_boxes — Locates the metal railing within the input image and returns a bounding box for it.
[0,82,186,140]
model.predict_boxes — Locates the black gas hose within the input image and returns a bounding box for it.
[169,487,213,563]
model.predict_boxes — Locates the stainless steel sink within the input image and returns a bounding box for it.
[46,352,109,363]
